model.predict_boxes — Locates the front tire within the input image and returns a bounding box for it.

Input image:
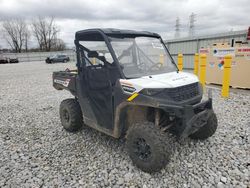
[189,112,218,140]
[59,99,83,132]
[126,122,172,173]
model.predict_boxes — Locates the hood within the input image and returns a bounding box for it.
[120,72,199,93]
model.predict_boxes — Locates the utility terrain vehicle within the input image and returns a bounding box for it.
[53,28,218,173]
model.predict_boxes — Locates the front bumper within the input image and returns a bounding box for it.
[180,99,213,138]
[162,97,214,139]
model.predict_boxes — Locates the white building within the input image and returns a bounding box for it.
[165,28,250,69]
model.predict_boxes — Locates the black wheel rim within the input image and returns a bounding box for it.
[133,138,151,161]
[62,109,70,123]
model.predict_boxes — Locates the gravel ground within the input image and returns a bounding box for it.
[0,61,249,188]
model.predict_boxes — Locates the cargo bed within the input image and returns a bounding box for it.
[52,70,77,95]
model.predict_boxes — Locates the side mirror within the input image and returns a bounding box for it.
[87,51,99,58]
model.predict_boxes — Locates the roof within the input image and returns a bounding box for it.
[165,29,248,43]
[75,28,160,41]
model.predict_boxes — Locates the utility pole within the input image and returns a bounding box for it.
[188,13,196,37]
[175,17,180,38]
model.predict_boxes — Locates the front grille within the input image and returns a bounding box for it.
[156,83,199,102]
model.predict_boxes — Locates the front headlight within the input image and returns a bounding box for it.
[140,88,164,96]
[121,85,136,94]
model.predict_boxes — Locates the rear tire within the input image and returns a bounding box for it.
[189,112,218,140]
[59,99,83,132]
[63,59,67,63]
[126,122,172,173]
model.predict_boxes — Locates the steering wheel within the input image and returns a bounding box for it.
[148,63,163,71]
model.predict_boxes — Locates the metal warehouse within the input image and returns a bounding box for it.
[165,29,249,69]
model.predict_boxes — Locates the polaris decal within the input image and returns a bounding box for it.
[54,79,70,87]
[172,76,188,81]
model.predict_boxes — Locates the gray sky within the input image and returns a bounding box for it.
[0,0,249,48]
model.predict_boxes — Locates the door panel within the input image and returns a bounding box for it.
[85,66,113,130]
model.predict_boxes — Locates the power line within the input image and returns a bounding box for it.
[174,17,180,38]
[189,12,196,37]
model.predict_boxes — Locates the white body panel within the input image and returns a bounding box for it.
[120,72,199,93]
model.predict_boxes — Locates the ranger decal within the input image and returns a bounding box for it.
[54,79,70,87]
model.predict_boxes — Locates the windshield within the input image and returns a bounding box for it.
[109,36,177,78]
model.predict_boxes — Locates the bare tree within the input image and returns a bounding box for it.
[24,32,29,52]
[2,19,29,53]
[32,16,60,51]
[51,38,66,51]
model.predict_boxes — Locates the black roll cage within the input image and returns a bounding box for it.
[74,28,178,79]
